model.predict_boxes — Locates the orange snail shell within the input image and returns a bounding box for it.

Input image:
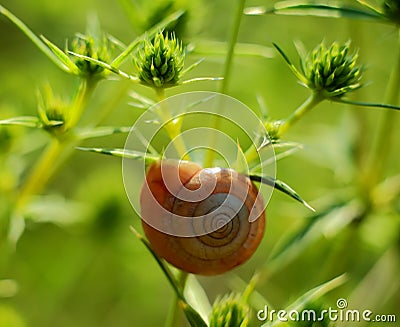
[139,160,266,275]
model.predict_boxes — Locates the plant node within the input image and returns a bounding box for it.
[264,119,283,140]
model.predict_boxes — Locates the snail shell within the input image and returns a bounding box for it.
[140,160,266,275]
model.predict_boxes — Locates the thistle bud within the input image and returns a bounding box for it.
[209,293,249,327]
[264,119,283,141]
[301,41,362,98]
[135,32,185,88]
[70,34,111,77]
[37,86,68,136]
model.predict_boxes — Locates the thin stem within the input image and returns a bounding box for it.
[177,271,189,289]
[278,92,324,136]
[241,93,323,166]
[165,271,189,327]
[15,77,98,211]
[243,143,260,167]
[89,80,131,127]
[152,89,194,326]
[345,19,370,176]
[365,28,400,189]
[220,0,246,95]
[165,296,181,327]
[242,271,261,303]
[204,0,246,167]
[129,227,185,300]
[154,88,190,160]
[65,78,97,130]
[332,98,400,111]
[16,138,63,210]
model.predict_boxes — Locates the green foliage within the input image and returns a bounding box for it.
[245,0,383,20]
[0,1,399,327]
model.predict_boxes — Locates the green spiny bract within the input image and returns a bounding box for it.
[37,86,68,136]
[383,0,400,24]
[264,119,283,141]
[70,34,111,77]
[209,293,249,327]
[135,32,185,88]
[301,41,362,98]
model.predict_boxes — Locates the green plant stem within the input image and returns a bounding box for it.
[278,92,324,136]
[241,92,323,165]
[65,78,97,130]
[165,295,181,327]
[365,28,400,191]
[165,271,189,327]
[220,0,246,95]
[16,138,63,210]
[346,20,370,171]
[15,77,97,211]
[204,0,246,167]
[243,143,260,166]
[178,271,189,289]
[90,81,131,126]
[242,271,261,303]
[155,88,190,160]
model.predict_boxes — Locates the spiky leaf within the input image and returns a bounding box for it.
[250,174,314,211]
[76,147,159,165]
[245,1,383,20]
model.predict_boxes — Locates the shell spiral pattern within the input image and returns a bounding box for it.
[140,160,266,275]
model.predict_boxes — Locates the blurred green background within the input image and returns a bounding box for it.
[1,0,399,326]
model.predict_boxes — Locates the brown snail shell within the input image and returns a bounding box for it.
[140,160,266,275]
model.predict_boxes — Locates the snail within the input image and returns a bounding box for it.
[139,160,265,275]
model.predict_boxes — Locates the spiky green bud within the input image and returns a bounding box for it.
[264,119,283,141]
[37,86,68,136]
[383,0,400,24]
[70,34,111,77]
[135,32,185,88]
[209,293,249,327]
[300,41,362,98]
